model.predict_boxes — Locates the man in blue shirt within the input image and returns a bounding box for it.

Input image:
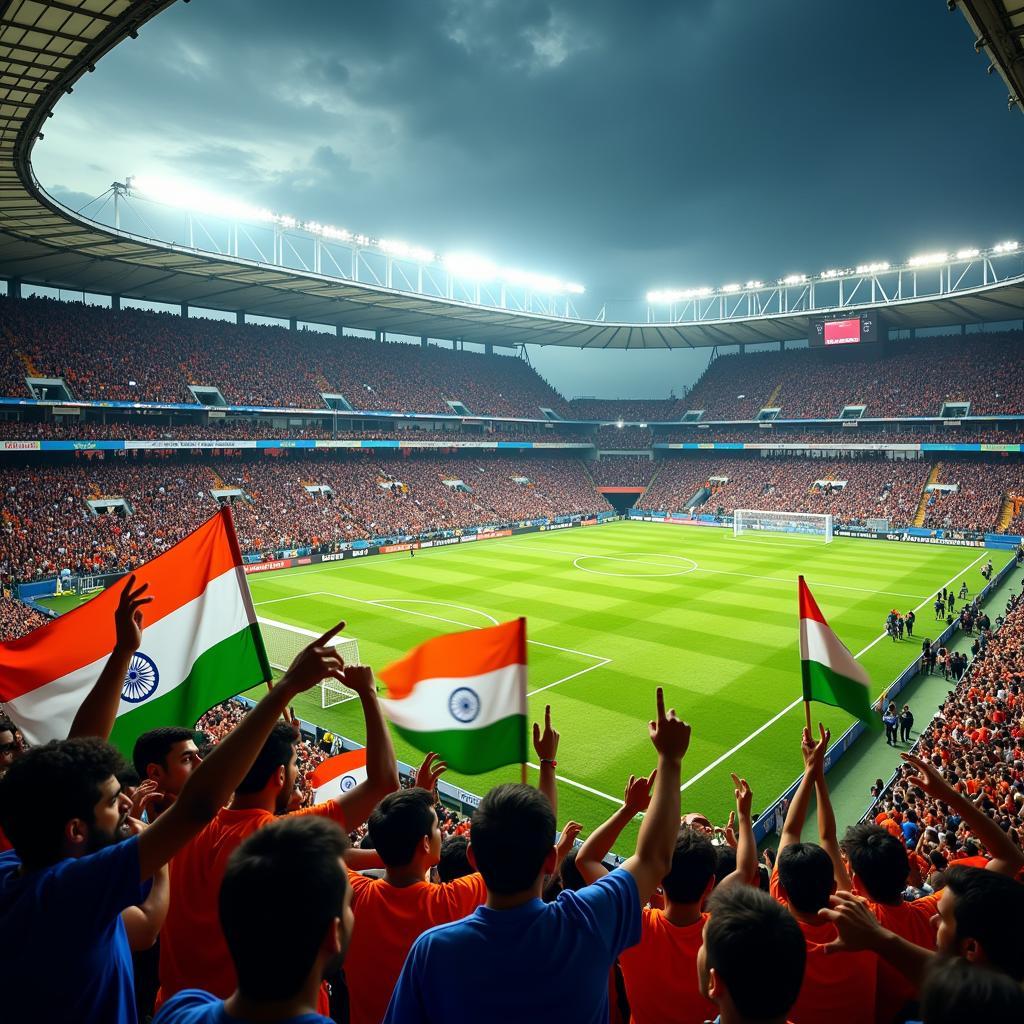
[154,816,351,1024]
[0,599,352,1024]
[384,687,692,1024]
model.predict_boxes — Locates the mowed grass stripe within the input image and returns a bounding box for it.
[246,525,1006,850]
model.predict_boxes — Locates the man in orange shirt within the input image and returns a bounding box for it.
[772,725,877,1024]
[575,770,757,1024]
[344,708,559,1024]
[156,662,399,1010]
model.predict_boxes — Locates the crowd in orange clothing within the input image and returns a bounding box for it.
[0,594,48,641]
[588,457,657,488]
[923,463,1024,532]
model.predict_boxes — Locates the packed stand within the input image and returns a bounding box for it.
[568,398,681,421]
[588,457,656,489]
[657,425,1024,445]
[0,295,571,417]
[923,462,1024,532]
[593,426,653,449]
[0,594,49,641]
[684,331,1024,419]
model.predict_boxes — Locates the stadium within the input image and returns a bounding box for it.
[1,2,1024,1023]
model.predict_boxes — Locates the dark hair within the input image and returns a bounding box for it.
[131,726,195,777]
[712,845,736,888]
[920,957,1024,1023]
[116,765,141,790]
[235,722,296,795]
[777,843,835,914]
[437,834,473,883]
[470,784,555,895]
[220,816,350,1001]
[0,715,16,737]
[841,823,908,903]
[662,826,716,904]
[367,788,436,868]
[0,738,127,868]
[945,866,1024,980]
[704,885,805,1018]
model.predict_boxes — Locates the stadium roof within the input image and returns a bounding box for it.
[1,0,1023,350]
[958,1,1024,114]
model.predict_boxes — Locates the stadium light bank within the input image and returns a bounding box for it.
[124,174,586,298]
[646,240,1019,306]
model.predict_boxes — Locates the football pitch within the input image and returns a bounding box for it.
[238,521,1007,851]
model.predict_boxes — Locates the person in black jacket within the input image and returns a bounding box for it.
[899,704,914,744]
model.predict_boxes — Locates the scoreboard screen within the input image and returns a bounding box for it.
[809,311,881,348]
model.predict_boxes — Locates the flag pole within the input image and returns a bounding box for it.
[799,575,812,735]
[520,763,527,785]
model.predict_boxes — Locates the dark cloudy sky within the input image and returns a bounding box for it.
[34,0,1024,398]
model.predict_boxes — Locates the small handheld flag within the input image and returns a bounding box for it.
[0,507,270,753]
[799,576,877,727]
[378,618,528,774]
[309,749,368,803]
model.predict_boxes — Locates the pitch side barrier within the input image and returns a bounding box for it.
[626,510,1024,551]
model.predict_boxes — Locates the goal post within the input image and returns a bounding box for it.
[733,509,833,543]
[256,616,363,708]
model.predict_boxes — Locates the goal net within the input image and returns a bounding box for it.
[733,509,833,543]
[256,616,363,708]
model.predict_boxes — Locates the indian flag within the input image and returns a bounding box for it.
[309,749,368,803]
[0,507,270,752]
[799,575,875,725]
[378,618,527,774]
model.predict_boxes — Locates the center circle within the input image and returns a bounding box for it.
[572,552,699,578]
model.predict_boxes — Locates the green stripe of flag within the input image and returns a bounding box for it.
[109,624,266,754]
[392,714,528,774]
[801,659,879,728]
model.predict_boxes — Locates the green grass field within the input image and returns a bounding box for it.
[227,521,1007,852]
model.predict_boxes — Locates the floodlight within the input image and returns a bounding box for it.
[444,253,499,280]
[819,269,843,279]
[721,283,741,292]
[908,252,948,267]
[380,239,437,264]
[129,175,274,224]
[855,261,890,274]
[955,247,980,260]
[745,280,764,289]
[781,274,807,285]
[993,240,1019,253]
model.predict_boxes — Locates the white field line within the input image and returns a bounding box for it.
[677,549,990,793]
[505,541,927,600]
[252,590,620,804]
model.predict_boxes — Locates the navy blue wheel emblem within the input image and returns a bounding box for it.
[340,774,359,792]
[122,652,159,704]
[448,686,481,724]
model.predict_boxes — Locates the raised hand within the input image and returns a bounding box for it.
[648,687,691,762]
[113,575,154,655]
[129,778,164,820]
[279,620,348,694]
[533,703,560,762]
[819,891,888,953]
[802,723,830,776]
[415,751,448,795]
[623,770,657,815]
[341,664,376,699]
[731,772,753,818]
[900,752,955,800]
[555,820,583,858]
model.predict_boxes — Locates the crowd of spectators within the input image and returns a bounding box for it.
[0,295,570,417]
[0,594,48,641]
[923,463,1024,533]
[0,454,612,581]
[593,426,653,449]
[869,591,1024,867]
[637,455,932,525]
[588,457,656,489]
[683,331,1024,419]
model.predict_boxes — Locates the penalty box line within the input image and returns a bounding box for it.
[253,591,622,804]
